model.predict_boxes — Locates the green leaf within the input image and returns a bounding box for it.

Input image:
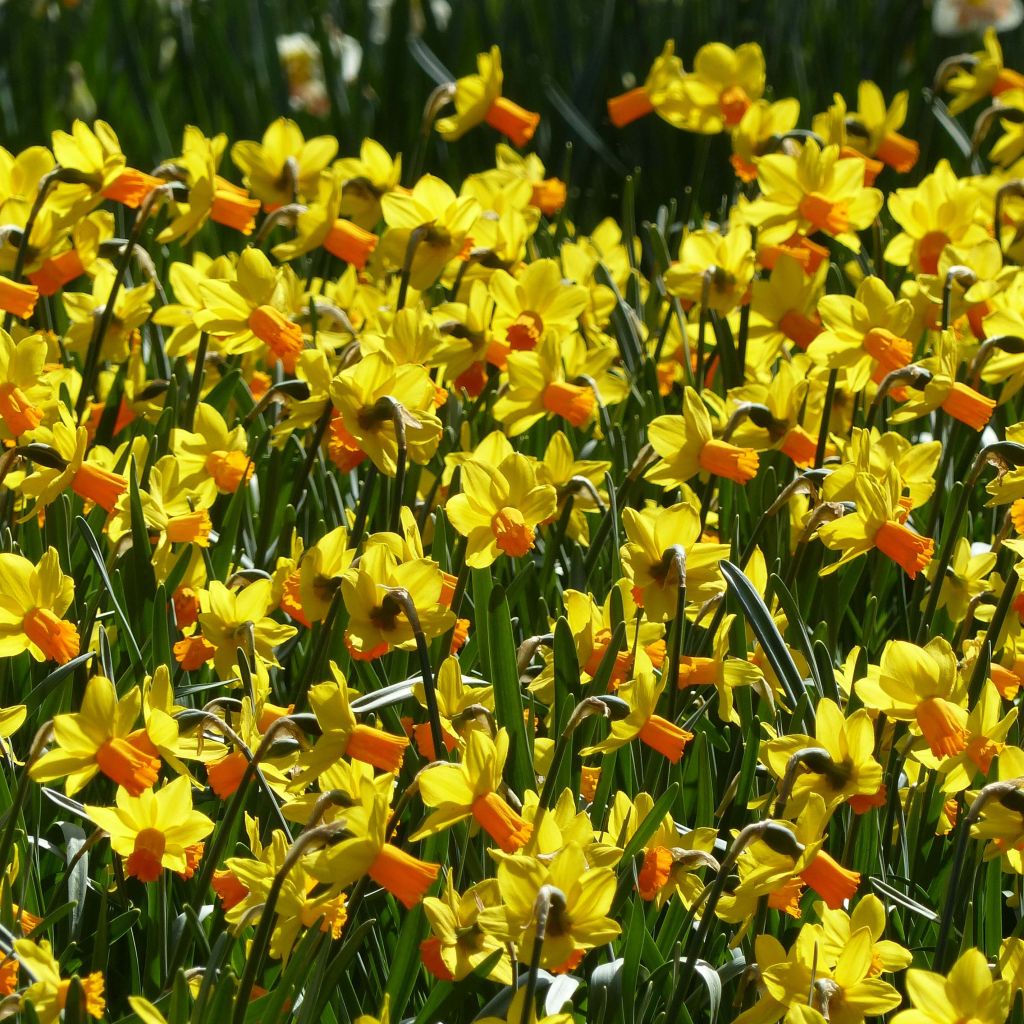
[719,560,808,730]
[473,569,535,797]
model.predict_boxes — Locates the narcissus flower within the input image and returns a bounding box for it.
[412,728,534,852]
[436,46,540,148]
[888,331,995,432]
[0,547,78,665]
[646,386,760,488]
[489,257,588,358]
[607,41,689,128]
[230,116,338,208]
[329,351,443,476]
[856,636,968,758]
[0,329,48,438]
[294,663,409,779]
[742,140,884,251]
[817,468,934,579]
[943,27,1024,115]
[421,875,513,983]
[196,247,304,370]
[619,499,729,621]
[891,948,1010,1024]
[813,81,919,175]
[761,698,883,815]
[664,223,755,313]
[13,938,105,1022]
[379,175,480,291]
[476,842,620,973]
[808,275,915,392]
[445,451,557,567]
[188,579,297,682]
[31,674,161,795]
[677,41,766,134]
[730,98,801,182]
[883,160,987,273]
[85,775,213,883]
[580,655,694,762]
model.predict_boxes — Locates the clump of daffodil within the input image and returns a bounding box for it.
[84,775,212,883]
[742,140,884,252]
[646,386,760,487]
[445,450,557,567]
[435,46,540,148]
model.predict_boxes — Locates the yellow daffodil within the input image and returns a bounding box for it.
[0,547,78,665]
[446,450,556,567]
[817,467,934,579]
[379,175,480,290]
[436,46,540,148]
[646,386,760,488]
[420,875,513,983]
[762,698,883,815]
[329,351,442,475]
[84,775,212,883]
[580,653,694,762]
[856,636,968,758]
[743,140,884,251]
[891,948,1010,1024]
[664,223,755,313]
[13,939,105,1022]
[411,728,533,852]
[230,116,337,208]
[607,41,690,129]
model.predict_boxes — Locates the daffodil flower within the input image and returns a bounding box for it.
[84,775,213,883]
[13,938,105,1022]
[435,46,540,148]
[646,386,760,488]
[0,547,78,665]
[891,948,1010,1024]
[411,728,533,852]
[446,450,556,568]
[856,636,969,758]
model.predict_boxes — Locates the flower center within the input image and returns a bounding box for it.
[125,827,167,883]
[491,506,535,558]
